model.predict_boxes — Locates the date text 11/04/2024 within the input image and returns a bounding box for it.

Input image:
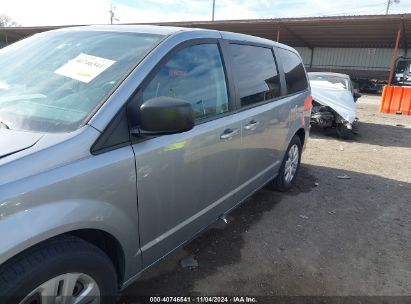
[149,297,258,303]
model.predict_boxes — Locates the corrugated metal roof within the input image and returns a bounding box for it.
[153,14,411,48]
[0,13,410,48]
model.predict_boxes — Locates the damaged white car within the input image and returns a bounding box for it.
[308,72,361,138]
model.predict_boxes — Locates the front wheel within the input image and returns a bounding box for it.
[271,135,302,192]
[0,235,118,304]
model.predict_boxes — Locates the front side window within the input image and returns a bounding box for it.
[277,48,308,95]
[143,43,229,121]
[0,30,164,133]
[230,44,281,108]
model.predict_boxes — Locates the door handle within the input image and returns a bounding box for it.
[220,128,240,140]
[244,120,260,131]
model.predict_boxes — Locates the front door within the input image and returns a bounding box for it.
[131,42,242,267]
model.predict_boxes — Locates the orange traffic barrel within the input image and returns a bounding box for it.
[380,86,411,115]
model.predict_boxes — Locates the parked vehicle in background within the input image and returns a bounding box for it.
[308,72,359,139]
[0,25,310,303]
[359,79,384,94]
[391,57,411,86]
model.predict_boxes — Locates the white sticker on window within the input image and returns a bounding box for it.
[55,53,115,83]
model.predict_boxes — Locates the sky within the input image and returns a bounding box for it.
[2,0,411,27]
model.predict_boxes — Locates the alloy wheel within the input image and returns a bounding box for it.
[19,273,100,304]
[284,144,299,184]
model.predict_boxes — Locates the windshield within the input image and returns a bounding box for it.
[308,74,349,90]
[0,30,164,133]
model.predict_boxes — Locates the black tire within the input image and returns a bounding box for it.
[0,235,118,304]
[271,135,302,192]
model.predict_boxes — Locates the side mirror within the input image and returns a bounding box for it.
[132,96,195,136]
[353,92,362,102]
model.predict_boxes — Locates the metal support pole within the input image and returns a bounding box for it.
[309,48,314,69]
[276,25,281,42]
[388,23,402,85]
[386,0,391,15]
[1,30,9,46]
[402,18,408,55]
[212,0,215,21]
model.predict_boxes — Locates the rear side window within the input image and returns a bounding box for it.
[277,48,308,95]
[143,43,228,121]
[229,44,281,108]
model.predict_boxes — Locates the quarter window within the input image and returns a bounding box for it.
[277,48,308,95]
[230,44,281,108]
[143,43,229,121]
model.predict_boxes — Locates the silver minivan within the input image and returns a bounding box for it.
[0,25,311,303]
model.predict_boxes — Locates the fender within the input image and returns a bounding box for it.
[0,145,142,281]
[0,199,141,281]
[284,91,311,151]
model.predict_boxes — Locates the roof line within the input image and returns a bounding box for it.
[1,13,411,30]
[149,13,411,25]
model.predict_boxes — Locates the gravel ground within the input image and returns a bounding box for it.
[121,94,411,301]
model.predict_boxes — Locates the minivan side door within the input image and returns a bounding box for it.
[131,40,243,267]
[227,43,289,194]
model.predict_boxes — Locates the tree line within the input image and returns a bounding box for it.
[0,14,20,27]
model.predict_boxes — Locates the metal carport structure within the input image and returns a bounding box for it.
[1,13,410,81]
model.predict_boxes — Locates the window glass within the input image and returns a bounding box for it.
[0,31,163,133]
[229,44,280,108]
[277,48,308,94]
[308,74,349,90]
[143,43,228,121]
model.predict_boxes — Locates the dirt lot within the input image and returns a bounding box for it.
[121,94,411,300]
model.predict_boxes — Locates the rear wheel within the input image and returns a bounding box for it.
[0,235,118,304]
[272,135,302,192]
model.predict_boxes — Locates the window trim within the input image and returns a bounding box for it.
[226,41,283,112]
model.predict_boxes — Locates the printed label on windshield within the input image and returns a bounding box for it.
[54,53,115,83]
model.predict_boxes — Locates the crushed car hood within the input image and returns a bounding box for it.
[0,129,43,159]
[310,80,356,123]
